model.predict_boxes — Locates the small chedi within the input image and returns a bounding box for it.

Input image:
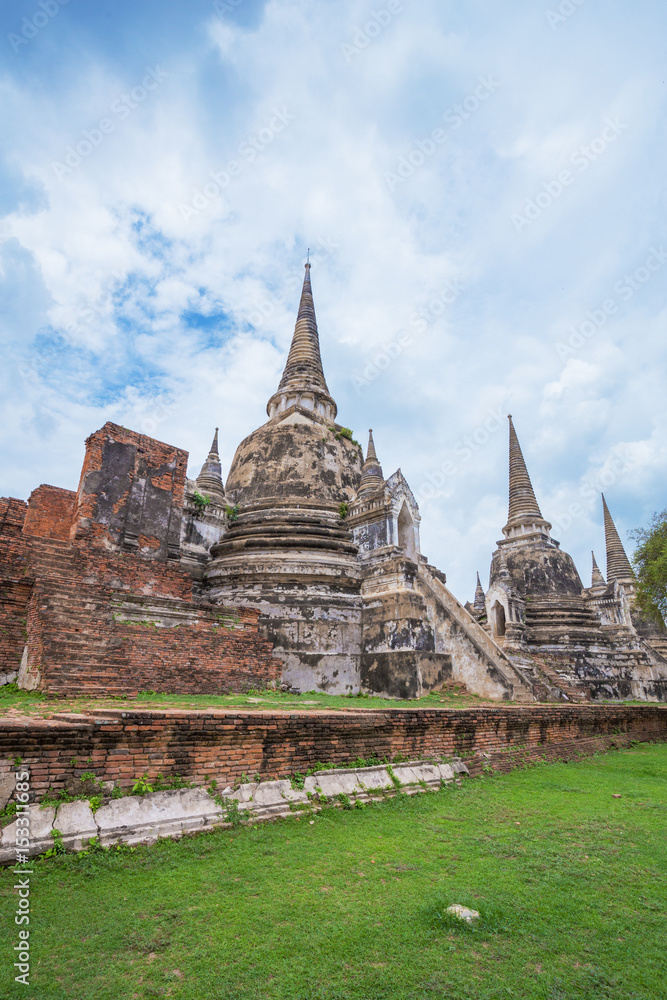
[0,264,665,702]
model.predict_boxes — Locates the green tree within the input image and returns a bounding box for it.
[630,509,667,627]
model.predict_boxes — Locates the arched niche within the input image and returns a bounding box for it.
[491,600,506,638]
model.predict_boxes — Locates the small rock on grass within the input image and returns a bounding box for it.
[446,904,479,924]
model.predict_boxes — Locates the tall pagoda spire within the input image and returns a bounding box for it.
[591,551,607,589]
[508,415,542,521]
[267,262,337,420]
[357,429,385,496]
[195,427,226,503]
[602,494,635,583]
[503,416,551,537]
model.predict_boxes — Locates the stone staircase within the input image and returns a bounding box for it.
[26,535,80,581]
[417,564,535,702]
[19,534,279,697]
[29,580,132,697]
[509,652,591,703]
[23,537,140,695]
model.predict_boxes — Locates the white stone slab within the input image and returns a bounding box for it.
[29,804,56,840]
[451,760,469,774]
[94,795,159,839]
[310,771,362,798]
[179,787,224,822]
[54,801,97,851]
[95,788,225,845]
[0,805,56,861]
[0,819,18,855]
[437,763,455,782]
[353,767,390,792]
[252,780,307,807]
[414,763,442,784]
[392,765,422,785]
[222,783,255,804]
[0,775,15,811]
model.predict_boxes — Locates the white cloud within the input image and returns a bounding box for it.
[1,0,666,598]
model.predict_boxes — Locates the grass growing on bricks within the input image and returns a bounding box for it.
[0,744,665,999]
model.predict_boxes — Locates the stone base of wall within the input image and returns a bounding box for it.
[0,758,469,863]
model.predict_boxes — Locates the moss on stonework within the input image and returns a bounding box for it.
[334,427,361,447]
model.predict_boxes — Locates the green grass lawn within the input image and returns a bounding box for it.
[1,744,665,999]
[0,681,487,718]
[0,682,651,721]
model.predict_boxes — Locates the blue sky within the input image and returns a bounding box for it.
[1,0,666,601]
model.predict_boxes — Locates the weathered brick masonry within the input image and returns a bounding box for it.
[0,423,280,694]
[0,498,30,679]
[24,569,278,696]
[2,705,664,797]
[71,423,187,559]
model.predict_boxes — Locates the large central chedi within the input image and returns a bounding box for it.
[201,264,531,699]
[205,264,365,691]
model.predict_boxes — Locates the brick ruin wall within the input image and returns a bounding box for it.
[71,421,186,560]
[0,498,30,680]
[0,423,281,695]
[22,484,76,543]
[2,705,665,798]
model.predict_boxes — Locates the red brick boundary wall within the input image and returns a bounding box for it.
[2,705,665,798]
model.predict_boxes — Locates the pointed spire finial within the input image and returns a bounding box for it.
[507,415,542,522]
[195,427,225,502]
[266,263,337,420]
[277,263,324,394]
[502,415,552,540]
[602,494,635,583]
[357,428,385,496]
[473,572,486,615]
[591,550,606,589]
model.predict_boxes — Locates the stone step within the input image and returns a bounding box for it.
[30,570,87,584]
[43,653,130,667]
[46,658,130,669]
[46,674,130,685]
[38,603,110,617]
[42,651,118,665]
